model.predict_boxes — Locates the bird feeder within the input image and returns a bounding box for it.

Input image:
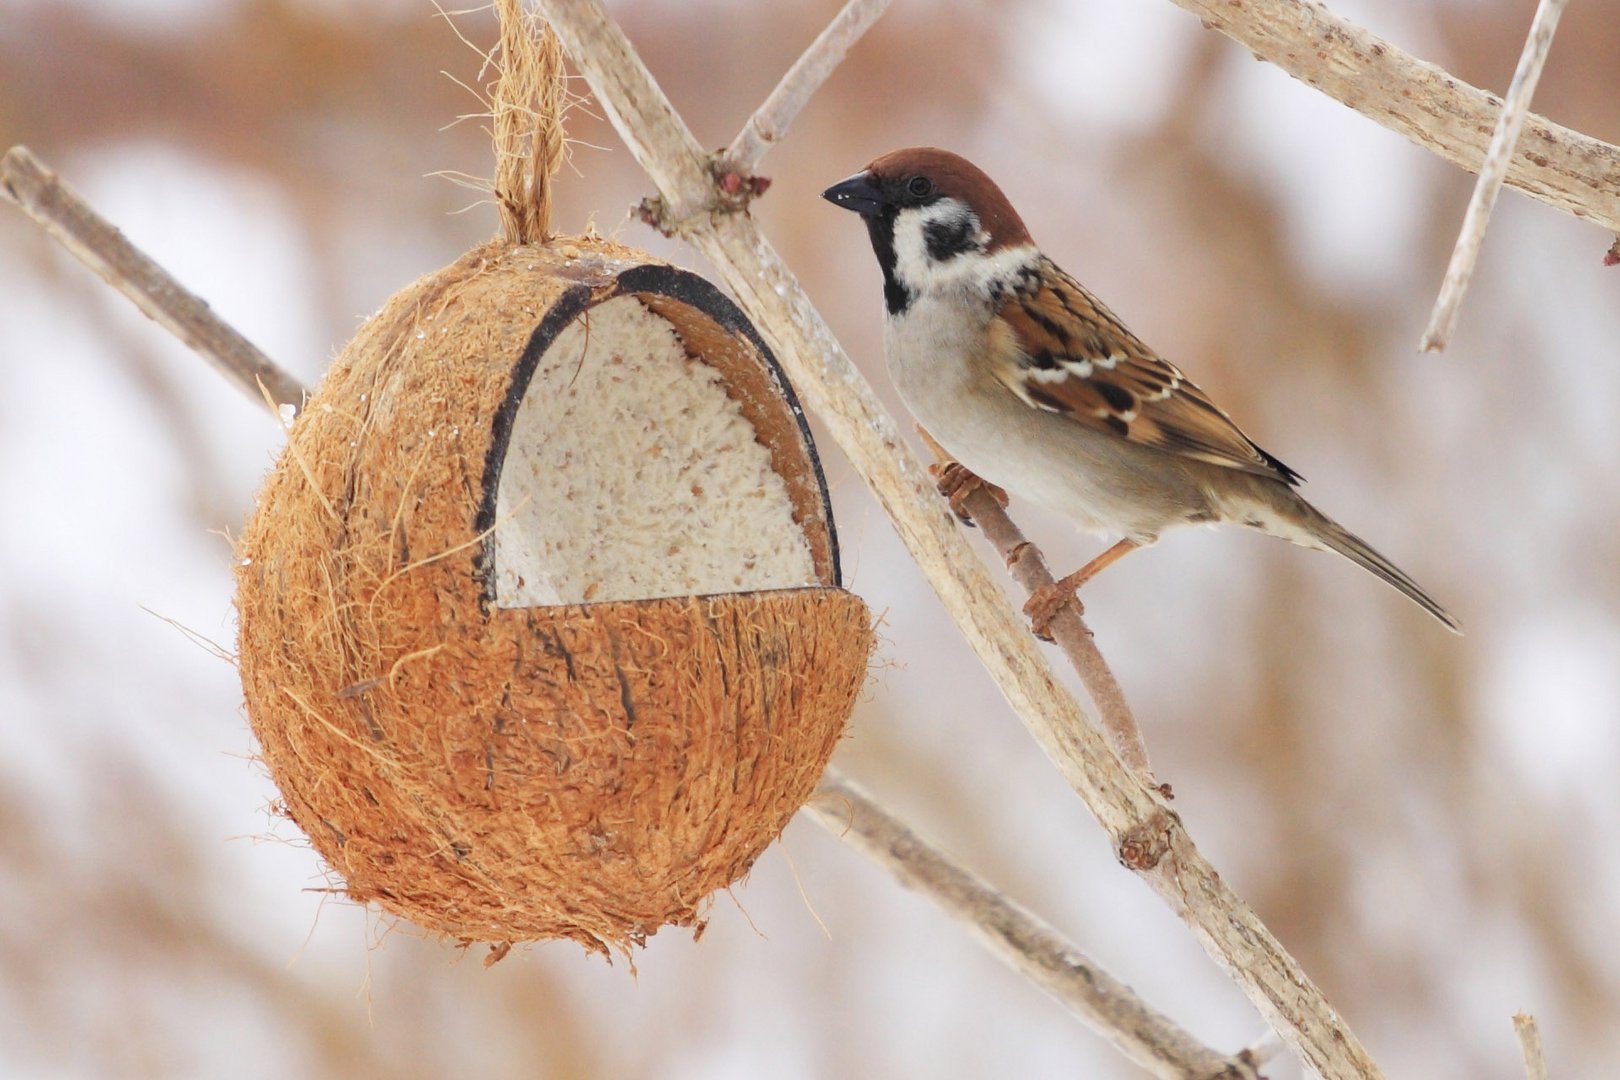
[234,234,873,952]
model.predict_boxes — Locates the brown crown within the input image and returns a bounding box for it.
[866,147,1034,251]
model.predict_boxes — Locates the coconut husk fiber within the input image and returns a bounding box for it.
[235,237,873,952]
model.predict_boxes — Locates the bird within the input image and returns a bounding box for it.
[821,146,1460,635]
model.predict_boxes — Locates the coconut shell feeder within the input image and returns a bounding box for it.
[233,13,872,952]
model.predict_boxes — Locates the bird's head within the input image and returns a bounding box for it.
[822,147,1035,314]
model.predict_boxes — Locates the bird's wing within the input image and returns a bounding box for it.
[990,259,1300,485]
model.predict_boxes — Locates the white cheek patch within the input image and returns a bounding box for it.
[892,201,991,287]
[893,202,1039,300]
[893,202,968,283]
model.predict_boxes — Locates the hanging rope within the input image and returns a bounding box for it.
[492,0,566,244]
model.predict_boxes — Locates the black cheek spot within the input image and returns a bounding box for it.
[924,217,977,262]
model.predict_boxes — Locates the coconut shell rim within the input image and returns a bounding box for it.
[503,582,858,615]
[472,257,843,602]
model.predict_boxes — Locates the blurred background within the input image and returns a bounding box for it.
[3,0,1618,1076]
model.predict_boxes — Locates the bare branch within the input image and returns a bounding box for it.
[915,428,1156,786]
[806,770,1258,1080]
[721,0,893,177]
[0,145,307,413]
[1420,0,1568,352]
[1167,0,1620,234]
[538,1,1385,1075]
[1513,1013,1550,1080]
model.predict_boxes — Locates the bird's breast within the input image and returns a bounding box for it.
[883,300,992,431]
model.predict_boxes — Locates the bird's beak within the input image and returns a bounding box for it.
[821,171,885,217]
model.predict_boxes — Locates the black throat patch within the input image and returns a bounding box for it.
[864,212,914,316]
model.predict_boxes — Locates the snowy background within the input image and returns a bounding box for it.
[3,1,1619,1077]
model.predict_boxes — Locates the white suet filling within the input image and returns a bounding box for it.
[492,294,817,607]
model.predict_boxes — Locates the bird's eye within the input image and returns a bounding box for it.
[906,176,934,199]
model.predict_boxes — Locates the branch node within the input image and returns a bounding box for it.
[1117,813,1175,873]
[705,153,771,214]
[713,160,772,201]
[634,195,676,237]
[631,154,769,238]
[1006,540,1036,571]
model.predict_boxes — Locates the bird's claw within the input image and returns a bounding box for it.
[929,460,1009,526]
[1023,579,1083,642]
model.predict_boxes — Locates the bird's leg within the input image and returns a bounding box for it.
[1024,538,1142,641]
[918,428,1009,526]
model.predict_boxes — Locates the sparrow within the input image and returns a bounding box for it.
[822,147,1460,634]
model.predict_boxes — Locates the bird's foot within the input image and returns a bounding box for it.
[929,460,1009,526]
[1023,578,1083,642]
[1022,539,1144,640]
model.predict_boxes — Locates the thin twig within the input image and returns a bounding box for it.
[914,428,1156,786]
[1237,1027,1287,1072]
[1513,1013,1550,1080]
[806,770,1257,1080]
[720,0,892,176]
[1420,0,1569,353]
[1167,0,1619,233]
[539,1,1384,1076]
[0,145,306,413]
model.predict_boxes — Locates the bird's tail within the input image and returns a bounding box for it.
[1293,505,1462,634]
